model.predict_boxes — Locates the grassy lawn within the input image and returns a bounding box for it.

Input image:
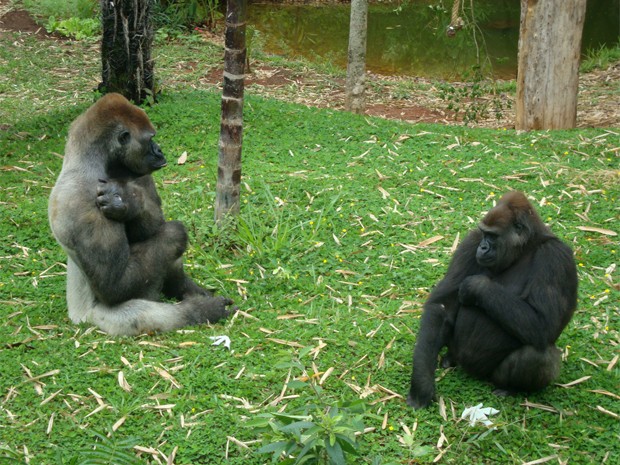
[1,25,619,465]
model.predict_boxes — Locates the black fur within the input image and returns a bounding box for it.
[407,191,577,409]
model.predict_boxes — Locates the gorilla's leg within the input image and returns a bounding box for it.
[67,258,233,336]
[89,295,234,336]
[440,352,458,368]
[492,345,561,393]
[162,257,214,300]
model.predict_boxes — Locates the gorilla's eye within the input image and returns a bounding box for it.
[514,222,524,233]
[118,131,131,146]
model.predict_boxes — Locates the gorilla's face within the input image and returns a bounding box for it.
[116,128,167,175]
[477,221,528,272]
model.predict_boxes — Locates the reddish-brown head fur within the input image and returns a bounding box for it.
[481,191,540,230]
[69,93,155,146]
[89,93,155,135]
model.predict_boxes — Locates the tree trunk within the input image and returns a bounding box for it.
[345,0,368,114]
[214,0,247,224]
[515,0,587,130]
[100,0,155,104]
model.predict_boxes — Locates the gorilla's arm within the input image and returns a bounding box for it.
[69,206,188,306]
[459,240,577,348]
[407,231,484,408]
[407,302,452,408]
[96,176,165,242]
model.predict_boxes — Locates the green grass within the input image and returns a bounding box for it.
[581,41,620,73]
[1,27,619,465]
[20,0,98,22]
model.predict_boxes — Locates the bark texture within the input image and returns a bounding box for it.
[345,0,368,114]
[215,0,247,223]
[100,0,155,104]
[516,0,587,130]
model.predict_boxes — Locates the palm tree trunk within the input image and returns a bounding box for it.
[215,0,247,224]
[100,0,155,104]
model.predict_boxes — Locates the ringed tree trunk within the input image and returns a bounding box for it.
[345,0,368,114]
[100,0,155,104]
[515,0,587,130]
[214,0,247,224]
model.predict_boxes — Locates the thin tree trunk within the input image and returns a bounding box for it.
[345,0,368,114]
[515,0,587,130]
[100,0,155,104]
[215,0,247,224]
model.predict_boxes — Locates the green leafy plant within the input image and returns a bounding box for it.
[580,41,620,73]
[46,16,100,39]
[437,66,511,125]
[56,432,142,465]
[162,0,223,30]
[247,350,370,464]
[23,0,97,20]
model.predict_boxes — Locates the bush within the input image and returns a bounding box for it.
[23,0,97,21]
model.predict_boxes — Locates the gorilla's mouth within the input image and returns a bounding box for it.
[476,256,495,267]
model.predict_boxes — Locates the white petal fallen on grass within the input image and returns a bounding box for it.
[209,335,231,350]
[460,403,499,428]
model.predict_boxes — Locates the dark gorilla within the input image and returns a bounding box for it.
[49,93,236,336]
[407,191,578,409]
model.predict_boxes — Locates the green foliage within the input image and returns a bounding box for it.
[22,0,97,21]
[46,16,100,39]
[437,66,512,125]
[159,0,223,30]
[250,406,364,465]
[22,0,99,39]
[247,351,369,465]
[57,432,142,465]
[581,41,620,73]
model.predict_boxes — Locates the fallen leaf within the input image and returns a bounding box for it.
[557,375,591,388]
[118,371,132,392]
[576,226,617,236]
[177,151,188,164]
[418,235,444,247]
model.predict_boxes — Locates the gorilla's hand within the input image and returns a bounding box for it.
[458,275,490,306]
[184,295,238,326]
[210,296,238,320]
[95,179,131,223]
[406,377,435,410]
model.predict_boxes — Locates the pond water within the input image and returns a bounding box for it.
[248,0,620,80]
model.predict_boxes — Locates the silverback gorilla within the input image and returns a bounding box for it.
[49,93,235,336]
[407,191,578,409]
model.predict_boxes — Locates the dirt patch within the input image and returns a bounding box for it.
[202,65,469,125]
[0,1,57,39]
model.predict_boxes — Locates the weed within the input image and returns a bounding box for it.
[57,431,142,465]
[581,41,620,73]
[22,0,97,21]
[46,16,100,40]
[437,66,512,125]
[247,349,371,465]
[161,0,224,30]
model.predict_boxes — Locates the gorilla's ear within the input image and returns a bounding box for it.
[514,222,524,234]
[513,209,534,237]
[118,130,131,146]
